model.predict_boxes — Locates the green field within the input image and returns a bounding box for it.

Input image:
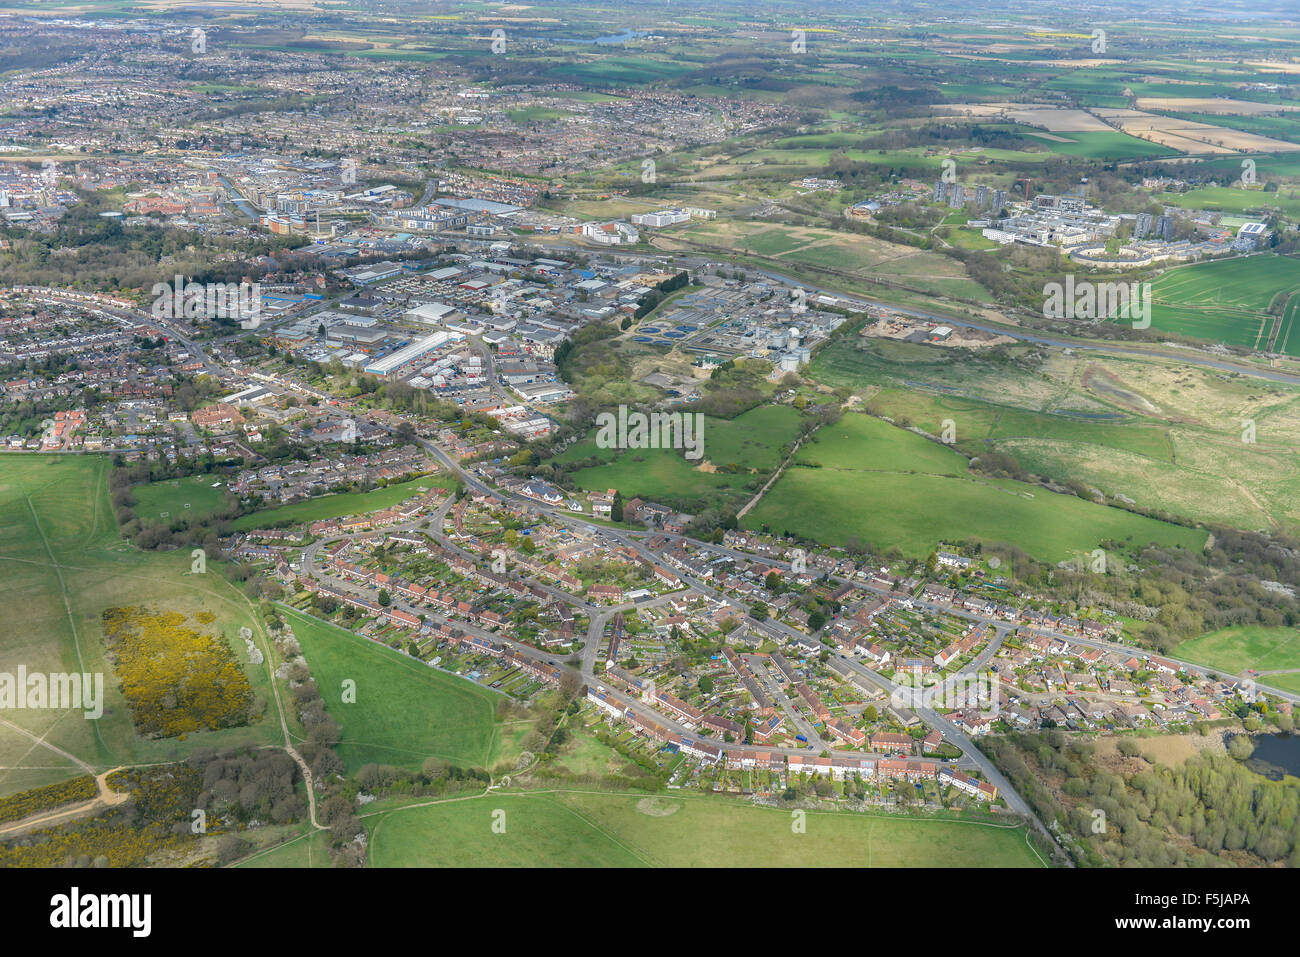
[745,414,1207,561]
[1175,626,1300,677]
[1144,254,1300,354]
[506,106,573,124]
[690,405,804,472]
[366,790,1045,867]
[234,828,333,868]
[232,477,448,532]
[0,454,283,797]
[559,405,806,506]
[1262,672,1300,695]
[1163,186,1300,221]
[809,329,1300,532]
[284,608,519,774]
[132,472,233,522]
[562,443,741,504]
[550,57,695,86]
[1024,129,1178,160]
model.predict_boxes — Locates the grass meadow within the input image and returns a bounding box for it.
[231,476,449,532]
[558,405,806,507]
[744,414,1207,561]
[284,608,519,774]
[1175,626,1300,677]
[0,454,283,797]
[365,790,1045,867]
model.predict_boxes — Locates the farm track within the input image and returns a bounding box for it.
[0,717,130,839]
[736,434,808,520]
[1265,312,1283,353]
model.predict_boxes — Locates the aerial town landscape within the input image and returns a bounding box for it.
[0,0,1296,924]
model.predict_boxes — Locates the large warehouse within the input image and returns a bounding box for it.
[363,330,457,376]
[405,301,459,325]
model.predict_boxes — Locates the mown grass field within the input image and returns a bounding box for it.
[1262,672,1300,695]
[131,472,233,522]
[283,608,517,774]
[232,476,448,531]
[365,790,1045,867]
[1175,626,1300,676]
[745,414,1207,561]
[0,454,282,797]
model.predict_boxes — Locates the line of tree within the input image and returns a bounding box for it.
[633,269,691,319]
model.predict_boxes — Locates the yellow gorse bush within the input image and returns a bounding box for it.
[101,606,255,737]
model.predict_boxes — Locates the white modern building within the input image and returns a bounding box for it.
[631,208,691,228]
[364,331,454,376]
[405,301,458,325]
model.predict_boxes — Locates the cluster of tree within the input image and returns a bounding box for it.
[353,760,491,800]
[109,461,242,553]
[282,654,344,786]
[685,507,741,541]
[275,632,367,867]
[0,191,303,292]
[188,747,306,835]
[861,201,947,233]
[855,123,1042,155]
[847,84,941,118]
[982,730,1300,867]
[947,243,1065,307]
[632,269,691,320]
[968,526,1300,653]
[685,358,770,419]
[522,675,584,759]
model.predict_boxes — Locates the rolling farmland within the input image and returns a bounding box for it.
[1144,255,1300,354]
